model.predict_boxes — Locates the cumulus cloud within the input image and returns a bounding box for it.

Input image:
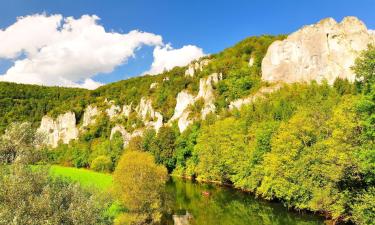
[0,14,163,89]
[145,44,205,75]
[369,29,375,35]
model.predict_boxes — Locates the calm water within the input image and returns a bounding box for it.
[163,177,324,225]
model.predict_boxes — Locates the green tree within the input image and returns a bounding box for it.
[113,151,168,225]
[91,155,113,172]
[0,165,110,225]
[191,118,248,184]
[353,45,375,93]
[0,122,44,164]
[149,126,177,172]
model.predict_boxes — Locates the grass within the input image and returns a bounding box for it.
[49,165,113,191]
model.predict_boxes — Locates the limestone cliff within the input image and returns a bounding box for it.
[229,84,283,110]
[82,105,99,127]
[106,103,121,119]
[37,112,79,147]
[262,16,375,84]
[110,125,143,148]
[170,73,221,132]
[185,59,210,77]
[136,97,163,131]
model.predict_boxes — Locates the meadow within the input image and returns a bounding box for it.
[49,165,113,190]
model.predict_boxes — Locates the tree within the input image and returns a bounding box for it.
[353,45,375,93]
[0,165,110,225]
[113,151,168,225]
[149,126,177,172]
[91,155,113,172]
[0,122,44,164]
[191,117,249,184]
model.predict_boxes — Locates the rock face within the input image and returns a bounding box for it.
[170,90,195,132]
[170,73,221,132]
[249,56,255,67]
[229,84,283,110]
[262,16,375,84]
[185,59,210,77]
[106,104,121,119]
[136,98,163,131]
[122,104,132,117]
[197,73,221,118]
[82,105,99,127]
[110,125,143,148]
[150,82,158,89]
[38,112,79,147]
[170,91,195,121]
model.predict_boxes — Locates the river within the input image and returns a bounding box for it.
[162,177,324,225]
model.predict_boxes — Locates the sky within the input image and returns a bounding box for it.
[0,0,374,89]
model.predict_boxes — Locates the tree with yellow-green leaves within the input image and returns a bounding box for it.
[113,150,168,225]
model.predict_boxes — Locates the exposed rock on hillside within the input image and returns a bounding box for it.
[170,91,195,121]
[106,103,121,119]
[37,112,79,147]
[122,104,132,117]
[197,73,221,118]
[170,73,221,132]
[185,59,210,77]
[249,56,255,67]
[229,84,283,110]
[82,105,99,127]
[262,16,375,84]
[136,98,163,131]
[110,125,143,148]
[150,82,158,89]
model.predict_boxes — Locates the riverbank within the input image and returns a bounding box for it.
[172,174,333,224]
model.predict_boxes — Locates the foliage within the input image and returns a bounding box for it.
[350,187,375,225]
[91,155,113,172]
[0,165,111,225]
[0,122,44,164]
[353,44,375,93]
[113,151,168,225]
[188,118,248,184]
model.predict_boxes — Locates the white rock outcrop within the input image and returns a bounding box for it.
[170,91,195,121]
[249,56,255,67]
[197,72,221,118]
[82,105,99,127]
[170,73,222,132]
[110,125,143,148]
[38,112,79,147]
[229,84,283,110]
[122,104,132,117]
[136,98,163,131]
[106,104,121,119]
[185,59,210,77]
[150,82,158,89]
[262,16,375,84]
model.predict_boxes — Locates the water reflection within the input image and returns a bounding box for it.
[163,177,324,225]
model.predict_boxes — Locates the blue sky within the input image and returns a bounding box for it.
[0,0,374,87]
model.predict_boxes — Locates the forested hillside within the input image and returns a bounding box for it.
[0,35,283,133]
[0,29,374,224]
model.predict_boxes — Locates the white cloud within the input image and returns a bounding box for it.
[77,78,104,90]
[0,14,163,89]
[369,29,375,35]
[145,44,205,75]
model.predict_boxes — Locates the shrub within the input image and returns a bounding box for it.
[113,151,168,224]
[91,155,113,172]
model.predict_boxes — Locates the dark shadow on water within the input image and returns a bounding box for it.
[162,177,324,225]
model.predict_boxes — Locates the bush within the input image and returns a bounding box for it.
[113,151,168,224]
[0,122,44,165]
[0,165,110,225]
[91,155,113,172]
